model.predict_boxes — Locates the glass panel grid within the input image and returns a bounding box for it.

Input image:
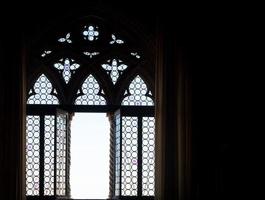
[115,113,121,196]
[27,74,59,105]
[142,117,155,196]
[122,75,154,106]
[54,58,80,84]
[75,75,106,105]
[101,59,128,84]
[56,114,67,196]
[83,25,99,41]
[121,117,138,196]
[44,116,55,195]
[26,116,40,196]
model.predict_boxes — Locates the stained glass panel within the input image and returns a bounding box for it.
[102,59,128,84]
[121,75,154,106]
[27,74,59,105]
[121,117,138,196]
[75,75,106,105]
[26,116,40,196]
[142,117,155,196]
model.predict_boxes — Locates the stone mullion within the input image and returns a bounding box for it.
[107,113,115,198]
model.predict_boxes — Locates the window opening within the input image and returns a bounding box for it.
[26,17,155,200]
[70,113,110,199]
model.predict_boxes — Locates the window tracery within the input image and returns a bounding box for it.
[58,33,72,43]
[27,74,59,105]
[83,51,100,58]
[74,74,106,105]
[26,16,155,199]
[41,50,52,57]
[131,52,141,59]
[83,25,99,41]
[54,58,80,84]
[122,75,154,106]
[110,34,124,44]
[101,59,128,84]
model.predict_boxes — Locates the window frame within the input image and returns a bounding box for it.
[26,104,155,200]
[25,15,156,200]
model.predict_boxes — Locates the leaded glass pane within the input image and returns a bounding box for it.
[142,117,155,196]
[110,34,124,44]
[27,74,59,105]
[58,33,72,43]
[83,51,100,58]
[83,25,99,41]
[54,58,80,84]
[41,50,52,57]
[131,52,140,59]
[115,113,121,196]
[44,116,55,195]
[102,59,128,84]
[121,117,138,196]
[56,114,67,196]
[26,116,40,196]
[74,75,106,105]
[122,75,154,106]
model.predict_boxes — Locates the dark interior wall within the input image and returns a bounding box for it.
[0,1,248,199]
[0,14,26,199]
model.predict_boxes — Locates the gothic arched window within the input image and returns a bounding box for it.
[26,15,155,199]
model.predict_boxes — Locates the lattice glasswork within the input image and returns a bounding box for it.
[131,52,141,59]
[122,75,154,106]
[83,51,100,58]
[142,117,155,196]
[26,116,40,196]
[115,112,121,196]
[83,25,99,41]
[58,33,72,43]
[54,58,80,84]
[121,117,138,196]
[75,74,106,105]
[41,50,52,57]
[56,114,67,196]
[44,116,55,196]
[27,17,156,199]
[27,74,59,105]
[102,59,128,84]
[110,34,124,44]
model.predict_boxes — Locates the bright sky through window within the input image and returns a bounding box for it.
[70,113,110,199]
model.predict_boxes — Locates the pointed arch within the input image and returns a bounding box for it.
[121,75,154,106]
[27,74,59,105]
[74,74,106,105]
